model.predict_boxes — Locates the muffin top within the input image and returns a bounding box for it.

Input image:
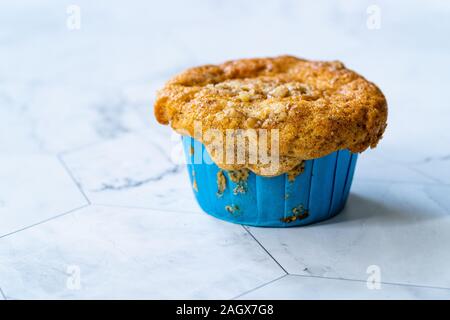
[154,55,387,176]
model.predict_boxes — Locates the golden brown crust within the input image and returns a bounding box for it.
[154,55,388,176]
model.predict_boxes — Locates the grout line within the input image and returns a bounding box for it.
[0,204,90,240]
[407,166,446,184]
[230,274,288,300]
[423,190,450,215]
[0,287,6,300]
[242,226,289,275]
[289,273,450,291]
[57,154,91,205]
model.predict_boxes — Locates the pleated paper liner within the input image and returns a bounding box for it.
[182,136,357,227]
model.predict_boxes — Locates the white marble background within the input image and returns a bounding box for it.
[1,0,450,299]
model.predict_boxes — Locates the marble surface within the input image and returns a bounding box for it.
[237,275,450,300]
[1,0,450,299]
[0,206,284,299]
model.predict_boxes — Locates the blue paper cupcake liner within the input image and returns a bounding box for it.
[182,136,357,227]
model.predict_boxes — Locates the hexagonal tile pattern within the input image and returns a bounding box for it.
[0,205,285,299]
[247,180,450,288]
[237,275,450,300]
[61,133,201,213]
[2,0,450,300]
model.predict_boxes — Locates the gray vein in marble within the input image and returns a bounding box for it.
[93,164,183,192]
[413,155,450,165]
[0,92,46,153]
[93,98,132,139]
[1,84,148,155]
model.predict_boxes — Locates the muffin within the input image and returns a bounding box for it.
[154,55,387,227]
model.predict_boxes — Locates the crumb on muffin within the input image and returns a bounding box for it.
[225,204,240,216]
[228,169,249,195]
[281,204,309,223]
[192,169,198,192]
[287,160,305,182]
[155,55,387,176]
[216,170,226,196]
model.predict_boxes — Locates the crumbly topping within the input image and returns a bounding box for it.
[216,170,226,197]
[155,55,388,176]
[227,169,249,183]
[192,169,198,192]
[225,204,240,216]
[281,204,309,223]
[227,169,249,194]
[287,161,305,182]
